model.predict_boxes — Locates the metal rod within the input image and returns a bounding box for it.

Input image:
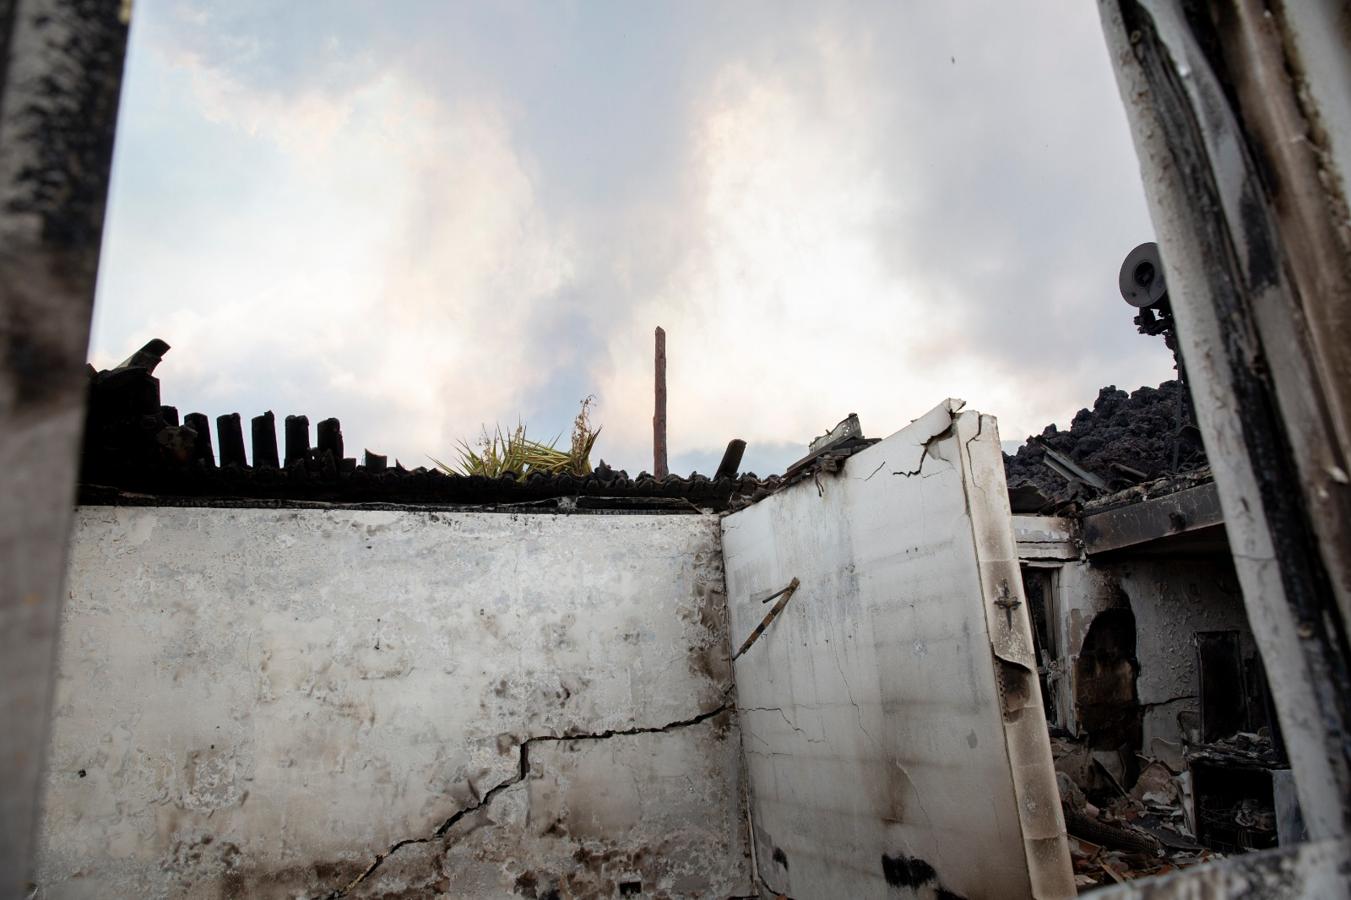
[732,577,801,660]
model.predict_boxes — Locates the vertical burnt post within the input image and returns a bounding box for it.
[216,413,247,467]
[251,412,279,469]
[0,0,131,884]
[284,415,309,465]
[654,326,668,479]
[1100,1,1351,837]
[184,413,215,466]
[715,439,746,480]
[317,418,344,461]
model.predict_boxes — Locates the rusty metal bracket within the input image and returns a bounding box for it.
[733,577,801,661]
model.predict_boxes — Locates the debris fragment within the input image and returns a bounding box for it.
[732,578,801,661]
[1004,381,1206,512]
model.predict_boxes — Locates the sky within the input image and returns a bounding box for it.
[88,1,1173,476]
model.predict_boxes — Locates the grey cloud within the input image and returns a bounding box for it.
[101,1,1175,471]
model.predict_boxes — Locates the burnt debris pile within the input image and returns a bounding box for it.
[80,341,772,511]
[1003,380,1207,513]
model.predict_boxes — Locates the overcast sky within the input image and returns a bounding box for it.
[89,1,1172,475]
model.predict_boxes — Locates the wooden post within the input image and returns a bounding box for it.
[217,413,248,467]
[251,411,280,469]
[653,326,668,478]
[284,415,310,465]
[0,2,131,884]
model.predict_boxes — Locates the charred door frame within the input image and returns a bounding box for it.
[0,1,129,894]
[1099,0,1351,841]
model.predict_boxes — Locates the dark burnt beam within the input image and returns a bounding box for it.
[251,412,279,469]
[1101,0,1351,839]
[0,0,130,891]
[1082,483,1224,556]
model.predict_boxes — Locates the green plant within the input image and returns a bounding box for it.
[431,397,600,480]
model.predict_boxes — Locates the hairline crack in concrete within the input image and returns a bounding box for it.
[322,701,735,899]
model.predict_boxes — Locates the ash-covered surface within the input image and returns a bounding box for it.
[1003,381,1207,512]
[79,356,774,512]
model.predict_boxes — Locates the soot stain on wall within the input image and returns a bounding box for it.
[881,853,966,899]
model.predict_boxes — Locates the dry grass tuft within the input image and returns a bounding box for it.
[432,396,600,480]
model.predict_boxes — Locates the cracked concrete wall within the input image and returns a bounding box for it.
[1051,556,1256,759]
[722,401,1075,900]
[37,507,752,899]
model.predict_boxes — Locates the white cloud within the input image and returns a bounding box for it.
[593,28,1048,465]
[93,2,1174,472]
[96,42,575,460]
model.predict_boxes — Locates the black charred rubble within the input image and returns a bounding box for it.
[79,348,774,513]
[1003,381,1208,514]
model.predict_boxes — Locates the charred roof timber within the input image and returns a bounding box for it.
[79,340,772,512]
[783,413,877,480]
[1081,481,1226,556]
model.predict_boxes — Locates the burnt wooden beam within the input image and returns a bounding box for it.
[317,417,343,461]
[251,412,279,469]
[184,413,215,467]
[0,0,131,881]
[1082,482,1224,556]
[715,439,746,480]
[216,413,247,467]
[114,338,169,373]
[653,326,668,479]
[284,415,309,465]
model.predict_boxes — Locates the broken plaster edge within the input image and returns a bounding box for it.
[955,409,1077,900]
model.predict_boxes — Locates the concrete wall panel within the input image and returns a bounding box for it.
[722,402,1074,899]
[37,507,750,899]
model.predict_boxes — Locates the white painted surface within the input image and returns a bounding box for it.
[1050,556,1254,754]
[722,401,1074,900]
[38,507,750,899]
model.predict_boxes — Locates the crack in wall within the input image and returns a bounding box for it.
[322,702,733,899]
[829,647,881,751]
[1140,693,1198,709]
[741,706,828,745]
[892,410,958,479]
[759,873,797,899]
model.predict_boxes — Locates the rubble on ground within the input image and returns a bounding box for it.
[1052,734,1220,889]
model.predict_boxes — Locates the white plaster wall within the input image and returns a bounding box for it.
[1051,556,1254,755]
[722,402,1074,900]
[38,507,750,899]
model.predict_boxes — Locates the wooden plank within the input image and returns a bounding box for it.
[653,327,667,479]
[0,2,130,889]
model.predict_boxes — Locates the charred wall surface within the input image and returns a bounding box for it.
[38,507,752,899]
[1049,557,1256,761]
